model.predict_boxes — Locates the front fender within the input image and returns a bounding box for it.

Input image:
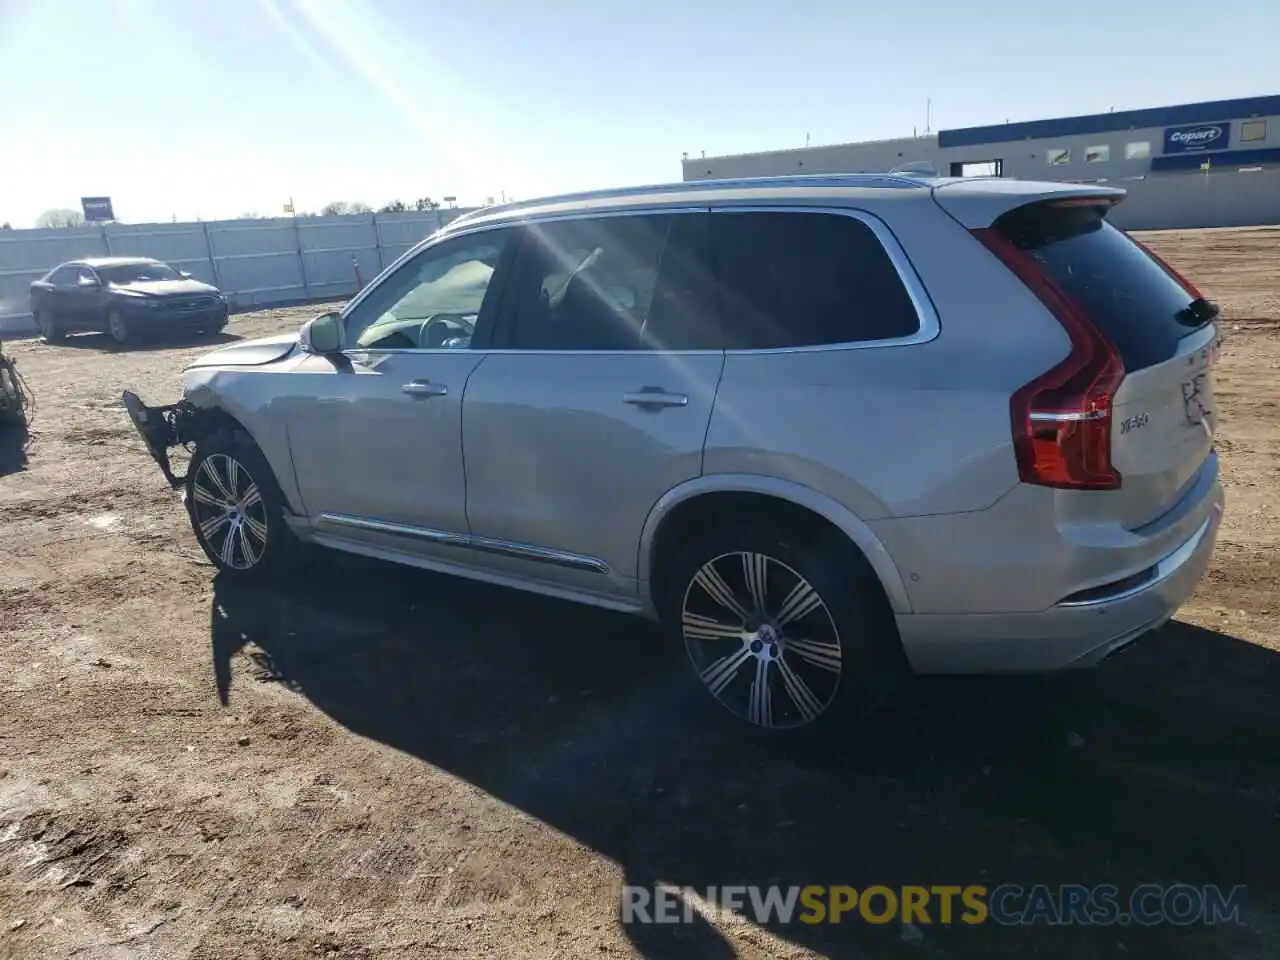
[636,473,913,617]
[183,369,306,516]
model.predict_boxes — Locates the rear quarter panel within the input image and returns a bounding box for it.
[702,199,1070,519]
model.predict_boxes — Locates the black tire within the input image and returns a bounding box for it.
[107,309,131,345]
[662,523,905,736]
[185,431,298,582]
[35,308,63,342]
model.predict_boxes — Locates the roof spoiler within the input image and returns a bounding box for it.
[931,180,1126,229]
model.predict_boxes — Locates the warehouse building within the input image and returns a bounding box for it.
[682,95,1280,230]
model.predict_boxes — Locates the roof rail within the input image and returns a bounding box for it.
[445,173,931,227]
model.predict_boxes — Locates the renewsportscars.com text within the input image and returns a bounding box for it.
[621,883,1246,927]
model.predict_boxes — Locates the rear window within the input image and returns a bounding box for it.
[993,204,1209,370]
[710,211,921,350]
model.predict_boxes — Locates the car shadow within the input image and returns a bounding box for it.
[0,418,29,475]
[51,330,241,352]
[209,554,1279,959]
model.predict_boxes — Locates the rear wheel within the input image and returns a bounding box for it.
[35,309,63,342]
[664,524,904,735]
[107,309,130,345]
[186,432,297,582]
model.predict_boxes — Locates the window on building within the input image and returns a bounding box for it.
[950,159,1003,177]
[1125,141,1151,160]
[1085,145,1110,163]
[1241,119,1268,142]
[1046,148,1071,166]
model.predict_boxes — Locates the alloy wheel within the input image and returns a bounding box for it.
[108,312,128,343]
[681,551,843,730]
[191,453,269,570]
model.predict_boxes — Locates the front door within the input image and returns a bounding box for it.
[461,211,725,604]
[64,265,102,329]
[285,227,516,564]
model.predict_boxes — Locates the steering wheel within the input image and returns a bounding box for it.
[417,313,475,349]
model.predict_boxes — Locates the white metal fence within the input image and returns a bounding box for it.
[0,208,477,334]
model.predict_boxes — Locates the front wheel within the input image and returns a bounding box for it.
[665,525,904,735]
[186,433,296,581]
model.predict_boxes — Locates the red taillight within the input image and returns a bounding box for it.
[1128,235,1204,299]
[972,227,1125,491]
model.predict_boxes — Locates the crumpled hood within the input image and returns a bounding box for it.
[186,332,298,369]
[112,278,220,297]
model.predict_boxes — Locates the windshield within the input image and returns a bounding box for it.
[99,262,183,284]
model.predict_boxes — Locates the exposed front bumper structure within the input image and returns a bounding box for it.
[121,390,197,488]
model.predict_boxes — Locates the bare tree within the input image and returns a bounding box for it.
[35,208,85,229]
[379,200,407,213]
[321,201,372,216]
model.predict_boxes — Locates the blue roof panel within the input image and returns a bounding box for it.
[939,95,1280,149]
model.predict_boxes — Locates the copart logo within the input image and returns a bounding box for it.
[1169,126,1223,146]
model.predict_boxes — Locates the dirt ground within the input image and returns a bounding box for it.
[1,227,1278,960]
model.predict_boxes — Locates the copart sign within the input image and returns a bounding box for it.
[1163,123,1230,154]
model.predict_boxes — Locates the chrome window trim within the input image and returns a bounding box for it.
[336,202,940,358]
[707,205,941,355]
[317,513,611,574]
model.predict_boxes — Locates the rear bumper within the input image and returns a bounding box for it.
[897,484,1224,673]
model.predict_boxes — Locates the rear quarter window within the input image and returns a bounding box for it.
[993,204,1208,371]
[710,211,921,350]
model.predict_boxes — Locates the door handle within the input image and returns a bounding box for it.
[402,380,448,398]
[623,387,689,409]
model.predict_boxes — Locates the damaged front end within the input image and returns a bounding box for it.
[121,390,204,488]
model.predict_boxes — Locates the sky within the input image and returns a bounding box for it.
[0,0,1275,227]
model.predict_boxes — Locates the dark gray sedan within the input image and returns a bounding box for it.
[30,257,229,345]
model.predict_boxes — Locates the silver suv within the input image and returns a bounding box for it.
[123,174,1225,733]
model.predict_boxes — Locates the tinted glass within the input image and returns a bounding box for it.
[710,211,921,350]
[343,230,511,350]
[99,261,181,284]
[506,213,719,351]
[994,204,1206,371]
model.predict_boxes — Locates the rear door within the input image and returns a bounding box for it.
[41,265,82,327]
[985,200,1220,528]
[460,209,724,603]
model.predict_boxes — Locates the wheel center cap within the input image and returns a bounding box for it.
[746,624,782,661]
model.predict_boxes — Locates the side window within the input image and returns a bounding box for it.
[48,265,79,285]
[710,211,921,350]
[75,266,97,285]
[341,229,512,350]
[504,213,719,351]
